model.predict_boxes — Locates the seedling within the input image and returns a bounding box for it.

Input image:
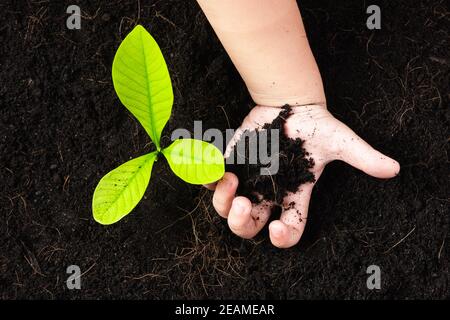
[92,25,225,225]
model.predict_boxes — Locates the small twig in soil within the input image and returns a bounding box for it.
[438,237,446,260]
[136,0,141,23]
[198,266,208,296]
[305,237,326,253]
[217,105,231,129]
[189,212,201,246]
[125,273,166,280]
[290,275,304,288]
[260,167,277,201]
[63,175,70,192]
[159,177,177,191]
[155,11,177,28]
[38,245,65,262]
[80,7,101,20]
[21,241,45,277]
[57,142,64,162]
[77,263,96,280]
[383,226,416,254]
[19,195,27,212]
[25,7,48,42]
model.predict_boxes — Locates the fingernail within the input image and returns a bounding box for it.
[271,224,283,237]
[234,200,245,213]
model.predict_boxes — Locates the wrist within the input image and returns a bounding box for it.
[250,90,327,109]
[249,74,327,108]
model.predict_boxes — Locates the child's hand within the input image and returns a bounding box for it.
[205,105,400,248]
[197,1,399,248]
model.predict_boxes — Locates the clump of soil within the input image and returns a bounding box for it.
[227,105,315,205]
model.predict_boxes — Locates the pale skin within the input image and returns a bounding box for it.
[197,0,400,248]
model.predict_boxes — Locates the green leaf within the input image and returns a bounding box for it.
[92,152,158,225]
[162,139,225,185]
[112,25,173,150]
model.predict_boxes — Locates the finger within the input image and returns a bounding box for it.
[212,172,239,218]
[228,196,272,239]
[269,185,313,248]
[332,124,400,178]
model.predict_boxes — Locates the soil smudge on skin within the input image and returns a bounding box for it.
[227,105,315,205]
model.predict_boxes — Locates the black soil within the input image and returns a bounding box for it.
[0,0,448,299]
[227,105,315,204]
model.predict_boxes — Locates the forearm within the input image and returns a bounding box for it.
[196,0,326,107]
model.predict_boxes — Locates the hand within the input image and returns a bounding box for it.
[205,104,400,248]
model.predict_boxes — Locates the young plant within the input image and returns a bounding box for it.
[92,25,225,225]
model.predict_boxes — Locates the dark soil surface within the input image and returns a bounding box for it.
[0,0,448,299]
[227,105,316,205]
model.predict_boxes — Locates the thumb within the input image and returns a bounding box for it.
[331,123,400,179]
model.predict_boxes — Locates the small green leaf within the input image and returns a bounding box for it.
[93,152,158,225]
[162,139,225,184]
[112,25,173,150]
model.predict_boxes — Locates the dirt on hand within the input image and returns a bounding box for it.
[227,105,316,205]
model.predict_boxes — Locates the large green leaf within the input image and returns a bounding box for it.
[112,25,173,150]
[92,152,158,225]
[162,139,225,184]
